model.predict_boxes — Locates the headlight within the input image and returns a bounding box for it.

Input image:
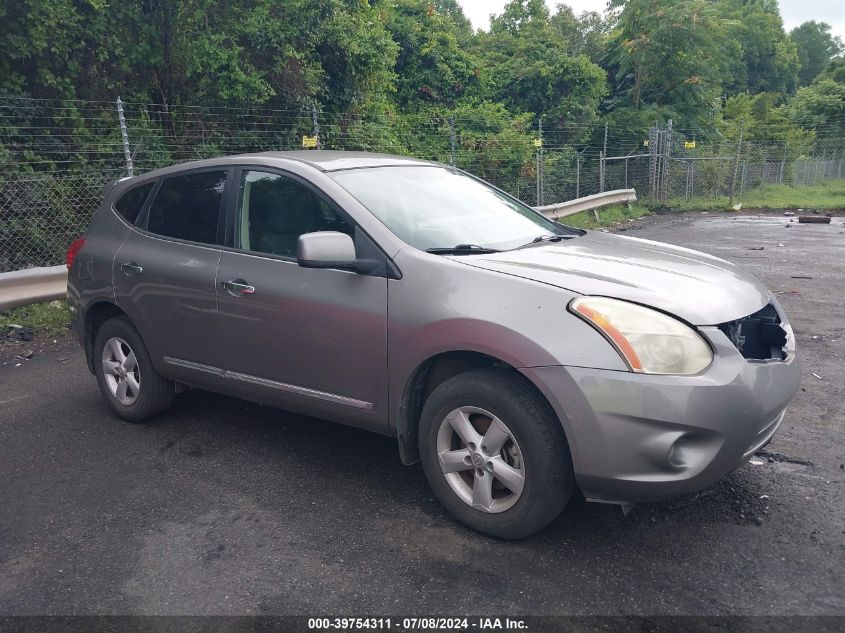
[569,296,713,375]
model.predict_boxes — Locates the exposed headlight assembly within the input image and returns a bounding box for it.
[569,296,713,375]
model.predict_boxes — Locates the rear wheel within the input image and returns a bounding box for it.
[419,367,574,539]
[93,317,173,422]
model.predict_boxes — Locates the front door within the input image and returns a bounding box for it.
[216,169,389,430]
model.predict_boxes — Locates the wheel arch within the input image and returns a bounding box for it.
[82,301,132,373]
[395,349,568,465]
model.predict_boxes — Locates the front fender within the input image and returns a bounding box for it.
[386,249,628,435]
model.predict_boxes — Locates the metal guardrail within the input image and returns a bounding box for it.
[0,189,638,311]
[0,265,67,311]
[534,188,637,220]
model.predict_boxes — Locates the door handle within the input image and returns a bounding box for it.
[120,261,143,276]
[221,279,256,296]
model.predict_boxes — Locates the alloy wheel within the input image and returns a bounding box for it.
[101,337,140,405]
[436,406,525,513]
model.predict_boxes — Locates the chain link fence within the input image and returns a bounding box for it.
[2,97,843,272]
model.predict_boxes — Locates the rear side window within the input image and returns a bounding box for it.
[114,182,155,224]
[146,171,227,244]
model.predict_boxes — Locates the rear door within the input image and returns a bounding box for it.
[215,167,389,430]
[114,168,230,381]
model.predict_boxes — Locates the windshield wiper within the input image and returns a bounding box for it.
[425,244,501,255]
[514,234,576,249]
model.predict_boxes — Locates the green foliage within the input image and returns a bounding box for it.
[550,7,610,63]
[790,21,844,86]
[563,203,651,230]
[0,300,71,337]
[717,0,799,96]
[606,0,728,125]
[667,181,845,210]
[818,57,845,84]
[475,1,608,137]
[0,0,839,188]
[719,93,814,156]
[0,0,399,112]
[786,80,845,140]
[385,0,479,107]
[450,101,536,187]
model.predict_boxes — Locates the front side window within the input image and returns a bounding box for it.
[146,171,226,244]
[114,182,155,225]
[236,170,354,258]
[331,166,574,251]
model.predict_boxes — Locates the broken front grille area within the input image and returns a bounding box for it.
[718,304,788,361]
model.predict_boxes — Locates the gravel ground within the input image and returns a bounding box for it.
[0,212,843,617]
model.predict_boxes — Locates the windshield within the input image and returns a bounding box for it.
[330,165,576,252]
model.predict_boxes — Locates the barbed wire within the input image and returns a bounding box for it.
[1,96,844,272]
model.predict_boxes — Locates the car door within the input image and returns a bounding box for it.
[216,167,389,431]
[113,168,230,384]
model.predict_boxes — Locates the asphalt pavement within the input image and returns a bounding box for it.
[1,212,843,616]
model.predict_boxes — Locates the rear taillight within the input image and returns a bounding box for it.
[66,237,86,270]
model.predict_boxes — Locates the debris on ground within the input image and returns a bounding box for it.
[798,216,831,224]
[777,243,785,247]
[811,372,823,380]
[755,449,814,467]
[784,211,795,216]
[791,275,813,279]
[18,350,33,359]
[747,246,765,250]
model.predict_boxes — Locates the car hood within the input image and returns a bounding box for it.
[451,231,771,325]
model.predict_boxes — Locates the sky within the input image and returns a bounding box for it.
[457,0,845,42]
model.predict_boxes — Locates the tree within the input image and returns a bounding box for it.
[606,0,728,126]
[0,0,399,113]
[786,79,845,140]
[818,57,845,84]
[718,93,813,156]
[383,0,479,108]
[790,21,844,86]
[475,1,608,140]
[489,0,550,35]
[550,6,610,63]
[717,0,799,96]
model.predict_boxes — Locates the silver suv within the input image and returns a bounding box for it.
[67,152,801,538]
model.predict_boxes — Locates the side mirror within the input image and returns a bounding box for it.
[297,231,357,270]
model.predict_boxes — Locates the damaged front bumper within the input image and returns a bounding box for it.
[521,326,802,503]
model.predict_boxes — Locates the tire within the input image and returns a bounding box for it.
[418,367,574,539]
[93,316,174,422]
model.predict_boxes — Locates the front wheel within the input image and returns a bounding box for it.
[418,368,574,539]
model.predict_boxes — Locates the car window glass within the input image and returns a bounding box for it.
[146,171,226,244]
[237,170,354,258]
[114,182,155,224]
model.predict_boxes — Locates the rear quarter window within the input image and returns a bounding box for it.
[113,182,155,225]
[145,170,227,245]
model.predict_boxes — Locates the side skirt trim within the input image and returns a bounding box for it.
[163,356,373,411]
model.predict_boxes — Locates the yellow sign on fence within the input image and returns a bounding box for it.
[302,135,319,148]
[684,140,696,149]
[533,139,542,148]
